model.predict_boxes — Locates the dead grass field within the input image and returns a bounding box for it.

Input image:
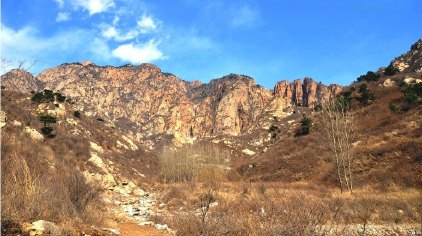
[155,182,421,235]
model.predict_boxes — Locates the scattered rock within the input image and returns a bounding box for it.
[382,78,396,87]
[30,220,61,236]
[242,148,256,156]
[24,127,44,140]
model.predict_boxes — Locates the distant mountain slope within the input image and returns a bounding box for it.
[1,62,341,145]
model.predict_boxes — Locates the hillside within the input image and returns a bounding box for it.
[2,62,341,146]
[1,39,421,235]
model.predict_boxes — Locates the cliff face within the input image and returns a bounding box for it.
[1,69,42,93]
[390,39,422,73]
[273,77,342,107]
[1,62,338,144]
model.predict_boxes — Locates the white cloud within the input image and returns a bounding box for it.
[112,16,120,25]
[137,15,157,33]
[90,38,113,60]
[73,0,115,15]
[0,24,99,73]
[231,5,259,27]
[100,24,138,41]
[112,40,164,64]
[54,0,65,8]
[56,12,71,22]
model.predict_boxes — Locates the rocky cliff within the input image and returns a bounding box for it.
[390,39,422,73]
[1,69,42,93]
[1,62,340,144]
[273,77,342,107]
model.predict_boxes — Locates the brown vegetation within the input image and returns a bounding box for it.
[159,182,421,236]
[159,143,230,183]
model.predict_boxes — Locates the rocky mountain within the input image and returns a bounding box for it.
[273,78,342,107]
[1,62,341,145]
[390,39,422,73]
[0,69,42,93]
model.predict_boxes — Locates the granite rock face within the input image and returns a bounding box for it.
[390,39,422,73]
[273,77,342,108]
[1,69,42,93]
[1,62,338,143]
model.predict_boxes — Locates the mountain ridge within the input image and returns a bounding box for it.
[2,63,341,145]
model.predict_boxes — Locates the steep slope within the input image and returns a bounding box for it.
[390,39,422,72]
[273,77,342,107]
[1,69,43,93]
[236,39,422,187]
[2,63,341,146]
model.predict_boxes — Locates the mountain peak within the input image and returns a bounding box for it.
[390,39,422,73]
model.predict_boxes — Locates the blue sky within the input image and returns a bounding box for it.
[1,0,421,87]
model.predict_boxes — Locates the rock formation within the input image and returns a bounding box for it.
[273,77,341,107]
[390,39,422,73]
[1,69,42,93]
[1,62,340,144]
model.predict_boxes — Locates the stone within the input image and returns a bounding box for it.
[382,79,396,87]
[24,127,44,140]
[242,148,256,156]
[30,220,61,236]
[274,77,342,108]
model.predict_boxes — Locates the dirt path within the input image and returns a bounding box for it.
[118,223,171,236]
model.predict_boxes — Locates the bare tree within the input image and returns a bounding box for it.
[319,99,355,193]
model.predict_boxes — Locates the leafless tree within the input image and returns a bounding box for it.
[319,99,356,193]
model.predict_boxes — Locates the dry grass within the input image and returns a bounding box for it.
[158,182,421,236]
[1,125,106,233]
[159,143,230,183]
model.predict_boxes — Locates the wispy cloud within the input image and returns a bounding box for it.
[230,5,260,28]
[56,12,71,22]
[137,15,158,33]
[0,24,101,73]
[54,0,65,8]
[100,24,138,41]
[72,0,115,15]
[112,40,165,64]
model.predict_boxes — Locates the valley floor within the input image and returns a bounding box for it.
[102,181,421,236]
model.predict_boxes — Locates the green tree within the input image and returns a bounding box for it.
[74,110,81,118]
[384,64,399,76]
[357,71,380,82]
[298,116,312,135]
[31,92,45,102]
[39,115,57,127]
[358,84,375,105]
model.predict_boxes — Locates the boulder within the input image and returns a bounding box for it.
[30,220,61,236]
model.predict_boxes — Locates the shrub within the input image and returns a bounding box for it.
[74,111,81,118]
[384,64,399,76]
[43,89,55,102]
[358,84,375,105]
[39,115,57,126]
[389,102,402,113]
[297,116,312,135]
[335,90,353,110]
[41,127,54,137]
[268,125,279,132]
[66,171,102,214]
[405,90,418,104]
[403,83,422,104]
[357,71,380,82]
[31,92,45,103]
[54,93,66,103]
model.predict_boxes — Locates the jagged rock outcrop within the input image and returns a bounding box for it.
[273,77,342,107]
[1,62,336,144]
[0,69,43,93]
[390,39,422,73]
